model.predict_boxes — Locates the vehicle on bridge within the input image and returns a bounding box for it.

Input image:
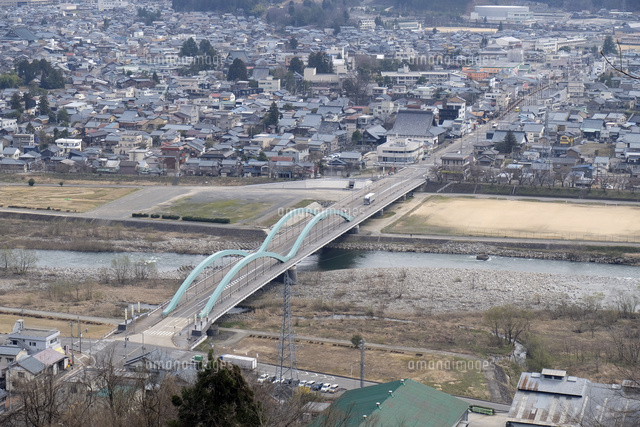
[363,192,376,205]
[219,354,257,370]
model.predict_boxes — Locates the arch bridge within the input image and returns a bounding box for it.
[147,167,427,349]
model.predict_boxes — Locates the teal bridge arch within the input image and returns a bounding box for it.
[162,208,353,319]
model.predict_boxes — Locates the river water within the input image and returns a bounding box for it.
[31,248,640,279]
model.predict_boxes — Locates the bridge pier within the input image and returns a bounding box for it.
[348,224,359,234]
[287,266,298,284]
[378,208,384,217]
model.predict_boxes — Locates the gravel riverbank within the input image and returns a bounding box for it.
[297,267,639,314]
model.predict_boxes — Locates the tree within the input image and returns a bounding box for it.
[10,91,22,110]
[308,51,333,74]
[227,58,248,81]
[289,37,298,50]
[170,357,265,426]
[0,72,21,89]
[350,333,363,347]
[111,254,131,285]
[28,178,35,187]
[179,37,199,57]
[351,129,362,144]
[495,130,518,154]
[25,122,35,134]
[498,21,504,31]
[374,16,383,28]
[257,151,268,161]
[288,56,304,75]
[152,71,160,83]
[56,108,69,125]
[602,35,617,56]
[262,102,280,127]
[38,94,50,116]
[484,304,532,347]
[11,248,38,274]
[199,39,212,56]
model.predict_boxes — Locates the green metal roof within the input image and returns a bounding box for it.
[310,379,468,427]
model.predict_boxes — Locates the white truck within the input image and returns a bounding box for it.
[218,354,257,370]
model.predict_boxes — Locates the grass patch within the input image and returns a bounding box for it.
[259,199,326,227]
[0,186,139,213]
[159,198,272,224]
[0,314,113,338]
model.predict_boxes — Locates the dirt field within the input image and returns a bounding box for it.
[0,186,138,213]
[0,314,113,339]
[387,196,640,242]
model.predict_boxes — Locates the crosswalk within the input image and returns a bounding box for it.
[146,330,174,337]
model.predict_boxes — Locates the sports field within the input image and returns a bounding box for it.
[387,196,640,242]
[0,186,138,213]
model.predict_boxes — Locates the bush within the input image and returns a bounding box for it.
[59,181,64,186]
[161,214,181,220]
[132,213,149,218]
[28,178,35,187]
[150,214,160,218]
[181,216,231,224]
[350,334,363,347]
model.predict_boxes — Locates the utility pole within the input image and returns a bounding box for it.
[276,269,298,396]
[360,338,365,388]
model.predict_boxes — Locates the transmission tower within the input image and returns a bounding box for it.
[276,269,298,395]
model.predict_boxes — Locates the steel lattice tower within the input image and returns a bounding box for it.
[276,269,297,394]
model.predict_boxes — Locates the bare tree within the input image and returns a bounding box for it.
[9,249,38,275]
[111,254,132,285]
[484,304,532,347]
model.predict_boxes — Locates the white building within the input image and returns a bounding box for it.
[55,138,82,154]
[376,138,423,166]
[7,320,61,354]
[470,5,532,22]
[258,76,281,94]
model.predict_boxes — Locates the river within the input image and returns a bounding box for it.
[31,248,640,279]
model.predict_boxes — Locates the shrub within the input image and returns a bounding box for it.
[181,216,231,224]
[132,213,149,218]
[150,214,160,218]
[161,214,181,220]
[28,178,35,186]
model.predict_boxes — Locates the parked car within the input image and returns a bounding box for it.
[311,383,323,391]
[320,383,332,393]
[329,384,340,393]
[257,373,269,383]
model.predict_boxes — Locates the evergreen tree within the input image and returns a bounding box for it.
[10,92,22,110]
[152,71,160,83]
[602,35,617,56]
[38,94,50,116]
[375,16,384,28]
[170,360,264,426]
[495,130,518,154]
[308,51,332,74]
[289,37,298,50]
[199,39,212,55]
[257,151,268,161]
[227,58,248,81]
[25,122,35,134]
[179,37,199,57]
[288,57,304,75]
[498,21,504,31]
[263,102,280,127]
[56,108,69,125]
[23,92,35,110]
